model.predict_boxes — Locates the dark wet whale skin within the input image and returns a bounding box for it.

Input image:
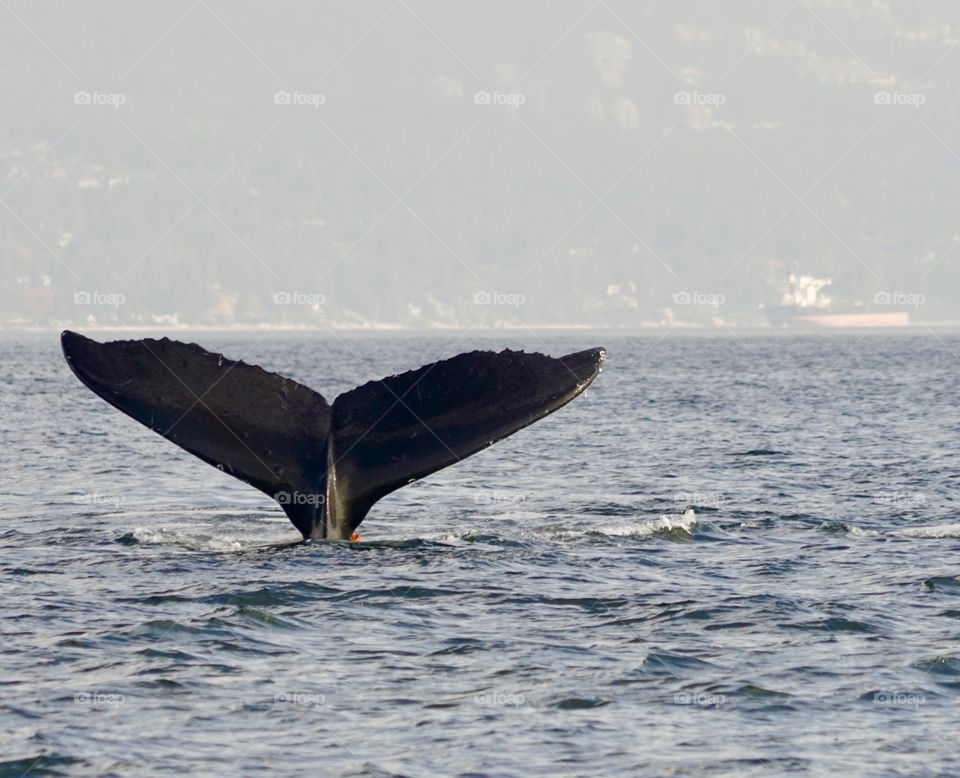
[61,330,605,539]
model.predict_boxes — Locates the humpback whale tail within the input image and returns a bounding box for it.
[61,331,604,540]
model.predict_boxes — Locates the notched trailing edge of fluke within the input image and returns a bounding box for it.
[60,330,605,541]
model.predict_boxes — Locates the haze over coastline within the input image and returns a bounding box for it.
[3,1,959,329]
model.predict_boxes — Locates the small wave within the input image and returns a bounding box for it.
[415,510,697,546]
[0,754,84,775]
[118,510,698,552]
[552,697,610,710]
[896,523,960,539]
[924,577,960,592]
[520,510,698,542]
[735,684,792,699]
[590,510,697,538]
[820,522,880,537]
[122,525,297,552]
[833,522,960,540]
[424,532,510,547]
[117,506,276,519]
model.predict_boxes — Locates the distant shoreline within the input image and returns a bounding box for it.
[5,322,960,336]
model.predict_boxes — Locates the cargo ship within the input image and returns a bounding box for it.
[764,274,910,328]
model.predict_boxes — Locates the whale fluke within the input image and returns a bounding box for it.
[61,331,604,540]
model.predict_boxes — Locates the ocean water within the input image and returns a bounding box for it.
[3,330,960,776]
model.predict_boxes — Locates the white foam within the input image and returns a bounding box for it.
[528,509,697,542]
[844,524,880,538]
[128,524,296,552]
[833,521,960,540]
[416,510,698,545]
[430,533,478,545]
[591,509,698,538]
[895,523,960,539]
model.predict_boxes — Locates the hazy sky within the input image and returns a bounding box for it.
[3,1,960,328]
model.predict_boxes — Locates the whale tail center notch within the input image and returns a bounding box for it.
[61,331,605,540]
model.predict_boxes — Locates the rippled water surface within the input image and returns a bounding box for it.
[3,330,960,776]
